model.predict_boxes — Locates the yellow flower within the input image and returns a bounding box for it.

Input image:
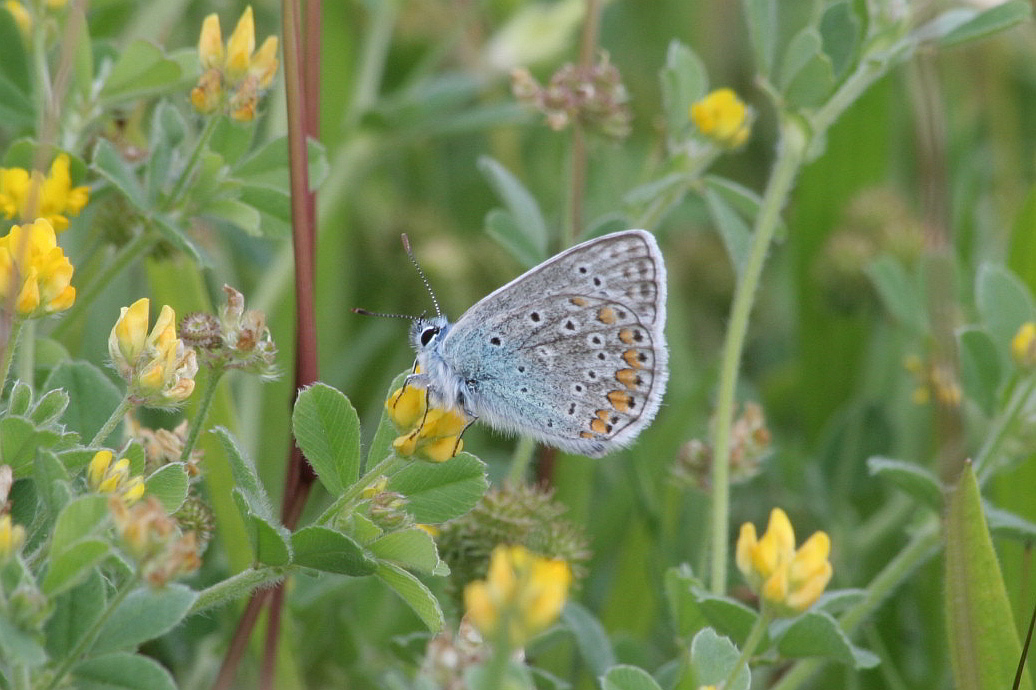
[87,450,146,504]
[108,298,198,405]
[0,513,26,561]
[736,507,832,615]
[0,154,89,231]
[190,5,278,119]
[0,219,76,317]
[691,88,752,149]
[1012,322,1036,369]
[386,382,468,462]
[463,544,571,647]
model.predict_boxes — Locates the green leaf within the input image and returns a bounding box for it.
[985,503,1036,542]
[209,116,254,166]
[779,29,836,108]
[145,463,189,513]
[91,584,196,654]
[485,208,543,269]
[233,135,327,192]
[477,156,549,263]
[291,525,377,575]
[30,388,70,426]
[705,176,788,241]
[91,139,148,211]
[940,0,1031,47]
[561,601,616,678]
[201,198,263,236]
[34,450,71,513]
[8,380,31,414]
[215,426,274,519]
[0,615,47,668]
[659,40,707,140]
[375,562,444,632]
[956,327,1001,414]
[292,383,362,495]
[0,72,34,128]
[147,102,187,200]
[51,495,109,556]
[0,8,30,94]
[690,628,749,690]
[43,538,110,596]
[601,665,662,690]
[867,456,943,511]
[232,489,292,567]
[1009,183,1036,293]
[773,611,880,668]
[742,0,777,75]
[45,361,124,445]
[813,589,867,616]
[237,184,292,237]
[370,527,447,575]
[100,40,183,105]
[819,1,861,80]
[866,256,927,334]
[45,569,105,658]
[696,591,759,645]
[703,187,751,277]
[151,213,204,263]
[72,652,177,690]
[976,263,1036,362]
[387,452,488,523]
[946,465,1034,690]
[663,565,707,640]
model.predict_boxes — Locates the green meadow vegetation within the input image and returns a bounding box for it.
[0,1,1035,689]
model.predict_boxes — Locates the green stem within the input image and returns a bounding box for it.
[167,115,220,208]
[507,436,537,484]
[189,565,287,616]
[0,318,24,393]
[975,376,1036,483]
[316,454,408,525]
[724,608,771,689]
[16,319,35,387]
[51,229,159,341]
[770,521,941,690]
[709,119,806,594]
[90,395,132,447]
[45,573,141,690]
[181,368,224,462]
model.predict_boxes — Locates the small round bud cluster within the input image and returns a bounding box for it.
[673,402,771,490]
[511,52,631,140]
[180,285,277,378]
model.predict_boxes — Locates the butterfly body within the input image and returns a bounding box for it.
[408,229,667,458]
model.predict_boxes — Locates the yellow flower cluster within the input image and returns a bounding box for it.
[385,380,468,463]
[736,507,832,616]
[464,544,571,647]
[0,513,26,562]
[0,219,75,317]
[690,88,752,149]
[110,496,202,587]
[0,154,89,232]
[87,450,146,505]
[190,6,279,122]
[1012,322,1036,370]
[108,298,197,405]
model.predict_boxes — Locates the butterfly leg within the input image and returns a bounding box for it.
[452,415,478,456]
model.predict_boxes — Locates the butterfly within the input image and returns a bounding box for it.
[370,229,667,458]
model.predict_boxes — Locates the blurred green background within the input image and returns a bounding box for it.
[16,0,1036,687]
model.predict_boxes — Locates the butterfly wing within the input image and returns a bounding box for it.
[439,229,667,457]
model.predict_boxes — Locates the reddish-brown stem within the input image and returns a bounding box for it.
[210,589,273,690]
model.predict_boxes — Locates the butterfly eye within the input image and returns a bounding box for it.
[420,326,440,346]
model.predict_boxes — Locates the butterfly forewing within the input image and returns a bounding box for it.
[439,230,667,457]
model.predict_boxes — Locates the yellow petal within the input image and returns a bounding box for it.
[114,298,151,365]
[225,5,255,81]
[386,384,426,430]
[15,266,39,314]
[121,477,146,504]
[735,522,757,579]
[198,13,224,69]
[250,35,278,89]
[88,450,113,488]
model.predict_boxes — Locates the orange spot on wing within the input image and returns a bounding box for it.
[608,390,634,413]
[597,306,616,324]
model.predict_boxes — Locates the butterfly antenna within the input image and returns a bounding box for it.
[352,307,416,320]
[401,233,442,318]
